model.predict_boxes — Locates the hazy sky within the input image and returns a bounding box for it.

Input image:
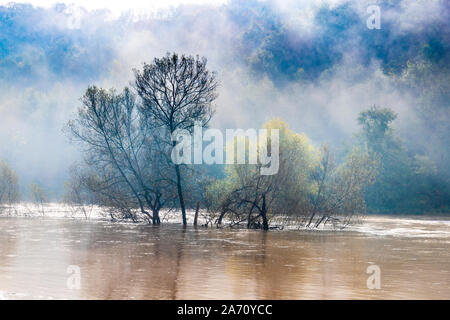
[0,0,228,14]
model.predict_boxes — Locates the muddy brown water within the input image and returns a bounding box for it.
[0,215,449,299]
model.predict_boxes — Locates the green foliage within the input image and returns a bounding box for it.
[325,147,378,224]
[358,106,397,152]
[206,119,316,229]
[357,106,450,213]
[399,58,450,173]
[207,119,378,229]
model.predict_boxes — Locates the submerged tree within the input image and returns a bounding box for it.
[312,147,378,228]
[66,86,173,224]
[63,163,97,219]
[207,119,378,230]
[207,119,315,230]
[30,182,48,216]
[0,160,20,213]
[307,145,335,227]
[134,53,218,226]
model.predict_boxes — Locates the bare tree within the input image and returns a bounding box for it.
[305,147,379,229]
[210,148,309,230]
[0,160,20,213]
[63,163,97,219]
[317,148,379,228]
[30,182,48,216]
[307,145,335,227]
[134,53,218,226]
[66,86,173,224]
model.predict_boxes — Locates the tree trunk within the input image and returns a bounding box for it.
[174,164,187,226]
[307,212,316,228]
[152,210,161,224]
[216,210,226,226]
[247,200,257,229]
[193,200,200,226]
[314,215,327,228]
[261,195,269,231]
[144,192,160,225]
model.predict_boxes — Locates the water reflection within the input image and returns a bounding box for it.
[0,216,449,299]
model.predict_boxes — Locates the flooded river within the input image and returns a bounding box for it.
[0,215,449,299]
